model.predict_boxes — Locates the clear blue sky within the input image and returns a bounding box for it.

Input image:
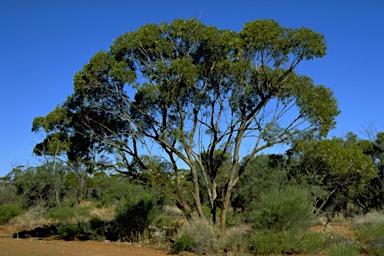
[1,0,383,176]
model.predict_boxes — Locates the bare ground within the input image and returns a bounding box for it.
[0,224,358,256]
[0,226,172,256]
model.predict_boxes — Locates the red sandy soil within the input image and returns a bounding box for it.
[0,224,358,256]
[0,226,172,256]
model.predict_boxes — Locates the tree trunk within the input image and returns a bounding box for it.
[190,166,207,222]
[211,201,217,224]
[220,177,236,234]
[220,171,239,234]
[176,192,192,218]
[55,189,61,208]
[220,192,231,234]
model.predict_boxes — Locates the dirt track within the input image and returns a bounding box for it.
[0,226,171,256]
[0,238,172,256]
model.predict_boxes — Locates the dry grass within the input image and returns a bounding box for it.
[162,205,183,216]
[9,204,52,228]
[353,210,384,225]
[90,206,116,222]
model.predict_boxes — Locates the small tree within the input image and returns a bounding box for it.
[0,173,17,205]
[32,107,71,207]
[350,131,384,211]
[32,106,106,206]
[290,137,376,216]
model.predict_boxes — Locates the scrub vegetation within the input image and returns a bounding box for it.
[2,18,384,255]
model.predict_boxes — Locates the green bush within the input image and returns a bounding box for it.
[327,243,359,256]
[245,230,324,255]
[172,233,194,252]
[250,185,312,232]
[0,204,23,224]
[47,206,90,223]
[94,178,151,207]
[0,183,17,205]
[354,217,384,255]
[46,206,92,240]
[114,197,158,241]
[56,223,80,238]
[175,218,217,255]
[55,222,90,240]
[89,217,117,241]
[220,226,247,254]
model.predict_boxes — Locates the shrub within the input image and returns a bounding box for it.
[114,197,158,242]
[250,185,312,232]
[174,218,218,255]
[8,203,49,227]
[220,226,247,254]
[84,188,159,242]
[55,222,90,240]
[172,233,194,252]
[354,212,384,256]
[94,179,151,207]
[0,183,17,205]
[89,217,117,241]
[56,223,80,239]
[86,206,117,241]
[45,206,92,240]
[327,243,359,256]
[245,230,324,255]
[324,231,355,248]
[0,204,23,224]
[47,206,90,224]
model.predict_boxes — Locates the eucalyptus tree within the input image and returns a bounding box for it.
[32,107,98,206]
[39,19,339,233]
[290,137,376,216]
[32,107,71,207]
[352,131,384,211]
[0,170,18,205]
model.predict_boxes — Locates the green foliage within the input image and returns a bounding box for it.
[47,206,90,223]
[0,182,17,205]
[353,131,384,211]
[134,155,176,203]
[290,137,377,215]
[32,106,70,156]
[89,196,159,242]
[63,164,94,205]
[55,222,90,240]
[114,197,158,241]
[0,204,23,224]
[219,226,247,254]
[232,154,289,215]
[35,17,339,233]
[354,212,384,255]
[223,207,244,227]
[176,218,217,255]
[172,233,194,253]
[327,243,359,256]
[12,164,67,208]
[88,217,114,241]
[250,185,312,232]
[92,176,152,207]
[245,230,324,255]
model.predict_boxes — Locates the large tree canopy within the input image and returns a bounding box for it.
[34,19,340,233]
